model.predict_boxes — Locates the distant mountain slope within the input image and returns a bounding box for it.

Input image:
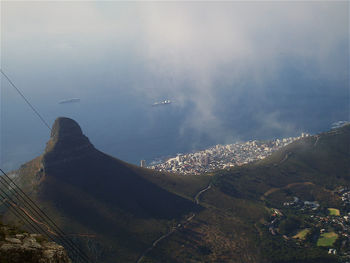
[6,119,349,263]
[214,124,350,200]
[140,125,349,263]
[8,117,201,262]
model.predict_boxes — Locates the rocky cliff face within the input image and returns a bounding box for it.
[0,223,71,263]
[43,117,95,173]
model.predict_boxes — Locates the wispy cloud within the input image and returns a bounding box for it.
[2,1,348,144]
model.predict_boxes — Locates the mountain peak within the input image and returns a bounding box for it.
[30,117,200,221]
[51,117,83,139]
[43,117,94,170]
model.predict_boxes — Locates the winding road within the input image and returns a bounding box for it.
[274,152,292,167]
[261,182,314,201]
[136,183,212,263]
[313,135,320,147]
[195,184,212,204]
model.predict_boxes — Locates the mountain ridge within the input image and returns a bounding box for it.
[4,120,349,263]
[6,117,203,262]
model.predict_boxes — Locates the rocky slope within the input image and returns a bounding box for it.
[0,222,71,263]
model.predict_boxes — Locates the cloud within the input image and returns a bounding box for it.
[2,1,348,144]
[132,2,348,135]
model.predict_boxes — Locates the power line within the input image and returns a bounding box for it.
[0,192,45,239]
[0,168,91,263]
[0,187,56,244]
[0,69,52,131]
[0,177,85,262]
[0,70,91,262]
[0,177,90,263]
[0,185,86,262]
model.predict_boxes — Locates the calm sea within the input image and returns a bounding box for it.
[1,76,349,171]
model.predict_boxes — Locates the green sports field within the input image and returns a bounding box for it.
[328,208,340,216]
[293,229,310,240]
[317,232,338,247]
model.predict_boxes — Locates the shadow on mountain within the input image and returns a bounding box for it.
[33,117,200,220]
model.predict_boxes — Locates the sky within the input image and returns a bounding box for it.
[1,1,349,170]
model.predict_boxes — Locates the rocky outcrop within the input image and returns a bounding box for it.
[43,117,95,171]
[0,225,71,263]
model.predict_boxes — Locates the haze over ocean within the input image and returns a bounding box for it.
[1,2,348,171]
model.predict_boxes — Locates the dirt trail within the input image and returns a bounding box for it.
[6,199,96,238]
[261,182,314,200]
[136,184,212,263]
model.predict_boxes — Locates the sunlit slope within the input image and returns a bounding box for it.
[213,124,350,200]
[142,125,349,263]
[10,119,349,263]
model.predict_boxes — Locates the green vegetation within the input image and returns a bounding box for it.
[4,119,349,262]
[11,118,203,263]
[209,125,349,262]
[328,208,340,216]
[317,232,338,247]
[213,125,350,203]
[130,163,211,201]
[279,215,302,235]
[293,229,311,240]
[259,230,338,263]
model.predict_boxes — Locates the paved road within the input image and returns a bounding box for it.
[273,152,292,167]
[314,135,320,147]
[195,184,212,204]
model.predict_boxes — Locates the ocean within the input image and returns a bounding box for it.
[1,1,349,172]
[1,72,348,172]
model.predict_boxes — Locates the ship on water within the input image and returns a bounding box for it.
[58,98,80,104]
[331,120,350,129]
[152,99,172,107]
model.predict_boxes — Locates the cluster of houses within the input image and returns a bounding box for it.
[338,187,350,206]
[274,187,350,260]
[267,208,284,236]
[283,196,320,211]
[150,135,306,175]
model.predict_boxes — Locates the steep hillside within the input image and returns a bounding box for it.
[7,117,203,262]
[141,125,349,263]
[213,124,350,201]
[6,120,349,263]
[41,117,198,219]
